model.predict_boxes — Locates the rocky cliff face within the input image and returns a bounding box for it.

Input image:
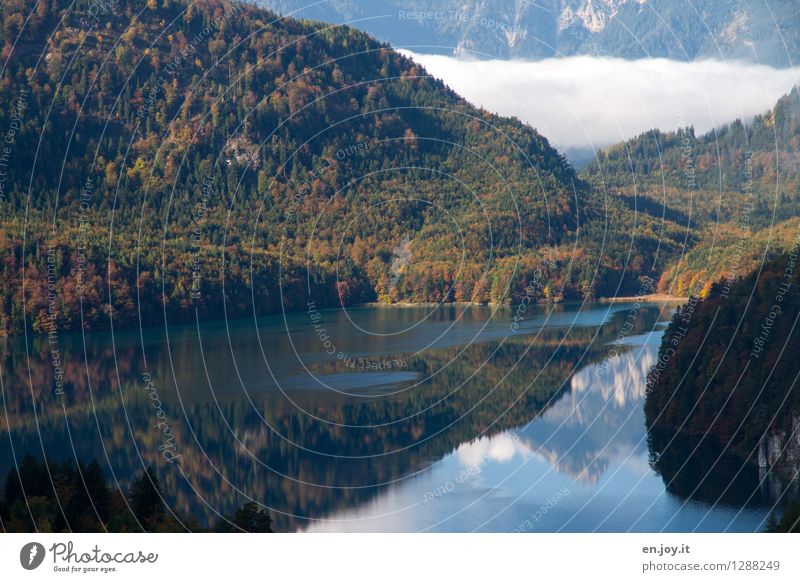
[759,414,800,501]
[257,0,800,67]
[558,0,637,34]
[257,0,638,58]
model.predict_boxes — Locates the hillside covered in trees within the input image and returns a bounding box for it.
[645,253,800,506]
[584,87,800,297]
[0,0,683,336]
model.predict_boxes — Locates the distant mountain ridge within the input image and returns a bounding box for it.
[257,0,800,67]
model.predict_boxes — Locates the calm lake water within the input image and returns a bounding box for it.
[0,302,774,532]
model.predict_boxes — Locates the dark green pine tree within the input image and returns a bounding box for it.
[4,455,49,504]
[777,502,800,533]
[763,512,780,533]
[129,467,165,528]
[82,459,112,523]
[232,502,274,533]
[215,501,274,533]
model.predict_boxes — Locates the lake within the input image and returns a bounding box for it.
[0,302,774,532]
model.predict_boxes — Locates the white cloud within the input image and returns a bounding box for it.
[455,431,532,467]
[402,52,800,152]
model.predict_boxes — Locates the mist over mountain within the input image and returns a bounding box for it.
[405,51,800,153]
[258,0,800,67]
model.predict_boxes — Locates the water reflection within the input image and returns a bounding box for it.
[515,343,656,485]
[306,327,769,532]
[0,303,771,531]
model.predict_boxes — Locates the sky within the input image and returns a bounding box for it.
[403,52,800,156]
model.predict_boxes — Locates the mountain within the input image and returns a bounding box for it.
[257,0,800,67]
[586,88,800,217]
[0,0,684,335]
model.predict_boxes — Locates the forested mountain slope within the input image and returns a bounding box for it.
[0,0,682,335]
[646,253,800,500]
[586,88,800,222]
[584,87,800,296]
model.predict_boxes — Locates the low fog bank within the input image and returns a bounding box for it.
[403,52,800,161]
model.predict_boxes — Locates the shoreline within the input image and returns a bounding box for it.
[3,296,687,339]
[363,295,687,308]
[597,294,686,304]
